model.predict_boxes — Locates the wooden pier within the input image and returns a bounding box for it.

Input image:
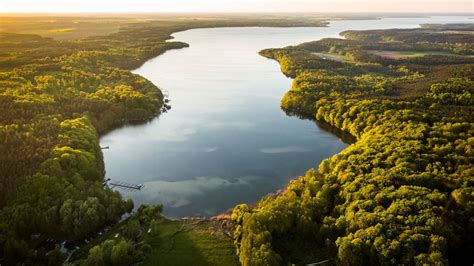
[107,180,144,191]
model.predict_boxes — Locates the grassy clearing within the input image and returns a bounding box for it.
[313,52,353,63]
[368,50,455,59]
[144,219,239,266]
[47,27,77,33]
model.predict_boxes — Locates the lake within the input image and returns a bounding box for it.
[100,16,473,218]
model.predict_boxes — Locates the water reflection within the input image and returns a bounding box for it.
[101,16,472,218]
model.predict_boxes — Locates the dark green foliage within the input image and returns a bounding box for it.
[79,205,163,265]
[46,245,65,266]
[0,117,131,264]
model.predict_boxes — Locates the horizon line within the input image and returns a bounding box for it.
[1,11,473,15]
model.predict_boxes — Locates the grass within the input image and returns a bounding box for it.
[144,219,239,266]
[313,52,353,63]
[368,50,455,59]
[47,27,77,33]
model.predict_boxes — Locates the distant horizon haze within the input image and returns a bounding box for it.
[1,0,472,14]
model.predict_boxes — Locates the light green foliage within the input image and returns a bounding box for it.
[234,25,474,265]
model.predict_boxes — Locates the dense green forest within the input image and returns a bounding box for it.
[0,15,334,264]
[1,15,473,265]
[232,24,474,265]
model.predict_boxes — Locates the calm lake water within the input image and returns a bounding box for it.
[101,16,473,218]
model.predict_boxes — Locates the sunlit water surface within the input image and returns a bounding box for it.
[101,16,472,218]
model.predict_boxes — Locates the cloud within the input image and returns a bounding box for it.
[260,146,311,154]
[137,175,260,208]
[203,146,218,152]
[207,120,255,130]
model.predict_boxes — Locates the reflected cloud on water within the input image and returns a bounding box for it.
[260,146,311,154]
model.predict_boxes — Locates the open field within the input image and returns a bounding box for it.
[144,219,238,266]
[312,52,353,63]
[0,17,128,39]
[368,49,456,59]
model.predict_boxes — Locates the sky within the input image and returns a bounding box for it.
[0,0,472,13]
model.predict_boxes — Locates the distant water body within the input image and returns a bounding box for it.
[100,16,473,218]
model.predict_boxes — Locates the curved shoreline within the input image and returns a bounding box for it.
[104,24,352,217]
[102,16,472,218]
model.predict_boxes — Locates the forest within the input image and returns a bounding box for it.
[0,15,334,264]
[232,24,474,265]
[0,22,173,264]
